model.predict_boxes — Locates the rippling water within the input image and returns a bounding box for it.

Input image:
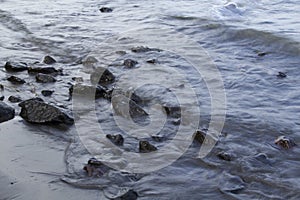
[0,0,300,199]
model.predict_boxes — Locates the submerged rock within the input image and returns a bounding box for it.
[4,61,28,72]
[69,84,112,100]
[0,102,15,123]
[19,98,74,125]
[131,46,161,53]
[28,66,62,75]
[217,152,232,161]
[275,135,296,149]
[8,95,22,103]
[99,7,113,13]
[106,134,124,146]
[277,72,287,78]
[123,59,138,68]
[139,141,157,153]
[43,55,56,64]
[146,59,157,64]
[90,67,115,85]
[113,189,138,200]
[83,158,104,177]
[7,76,26,84]
[35,73,57,83]
[41,90,54,97]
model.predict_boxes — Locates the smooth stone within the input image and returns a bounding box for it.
[43,55,56,64]
[19,98,74,125]
[4,61,28,72]
[35,73,57,83]
[28,66,62,75]
[0,102,15,123]
[0,96,4,101]
[7,76,26,84]
[146,59,157,64]
[8,96,22,103]
[99,7,113,13]
[41,90,54,97]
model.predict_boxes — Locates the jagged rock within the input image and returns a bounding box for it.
[41,90,54,97]
[8,95,22,103]
[106,134,124,146]
[19,98,74,125]
[123,59,138,68]
[4,61,28,72]
[90,67,115,85]
[28,66,62,75]
[0,102,15,123]
[35,73,57,83]
[7,76,26,84]
[43,55,56,64]
[139,141,157,153]
[193,130,206,144]
[99,7,113,13]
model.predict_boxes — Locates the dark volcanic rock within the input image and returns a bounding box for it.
[36,73,57,83]
[123,59,138,68]
[41,90,54,97]
[43,55,56,64]
[0,84,3,91]
[7,76,26,84]
[0,96,4,101]
[28,66,62,75]
[99,7,113,13]
[106,134,124,146]
[19,98,74,125]
[131,46,161,53]
[139,141,157,153]
[4,61,28,72]
[90,67,115,85]
[0,102,15,123]
[8,95,22,103]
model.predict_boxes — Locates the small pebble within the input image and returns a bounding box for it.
[41,90,54,97]
[8,96,22,103]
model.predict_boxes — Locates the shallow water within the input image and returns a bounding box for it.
[0,0,299,199]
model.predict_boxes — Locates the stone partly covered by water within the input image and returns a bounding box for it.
[19,98,74,125]
[35,73,57,83]
[28,66,62,75]
[8,95,22,103]
[43,55,56,65]
[7,76,26,84]
[4,61,28,72]
[90,67,115,85]
[0,102,15,123]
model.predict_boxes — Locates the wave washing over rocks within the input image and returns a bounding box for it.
[0,0,300,199]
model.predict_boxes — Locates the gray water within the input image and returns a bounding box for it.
[0,0,300,199]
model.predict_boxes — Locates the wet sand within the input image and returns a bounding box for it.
[0,117,105,200]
